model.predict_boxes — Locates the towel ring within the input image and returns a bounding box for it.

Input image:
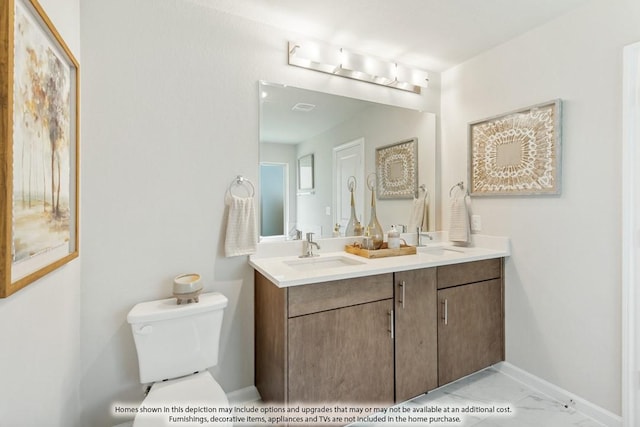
[366,173,377,191]
[228,175,255,197]
[419,184,428,200]
[449,181,465,198]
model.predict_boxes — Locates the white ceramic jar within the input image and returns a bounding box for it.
[387,225,400,249]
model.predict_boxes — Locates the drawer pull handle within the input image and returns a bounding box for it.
[441,299,448,325]
[388,309,394,339]
[399,281,406,309]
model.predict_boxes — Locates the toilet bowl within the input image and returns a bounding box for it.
[132,371,230,427]
[119,292,231,427]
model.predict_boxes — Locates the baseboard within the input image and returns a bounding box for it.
[227,385,261,405]
[495,362,622,427]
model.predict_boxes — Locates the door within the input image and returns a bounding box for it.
[287,299,394,404]
[333,139,364,235]
[623,41,640,427]
[394,268,438,402]
[437,279,503,386]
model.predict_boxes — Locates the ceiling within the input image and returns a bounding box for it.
[260,83,378,144]
[204,0,592,144]
[203,0,591,72]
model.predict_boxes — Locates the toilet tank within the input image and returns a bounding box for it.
[127,292,228,384]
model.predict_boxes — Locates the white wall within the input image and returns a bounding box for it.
[79,1,440,425]
[0,0,82,426]
[441,0,640,416]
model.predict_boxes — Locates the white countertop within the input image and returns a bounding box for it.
[250,234,510,288]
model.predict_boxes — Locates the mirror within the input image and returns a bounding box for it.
[259,81,437,240]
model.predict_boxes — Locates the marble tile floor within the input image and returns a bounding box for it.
[349,367,605,427]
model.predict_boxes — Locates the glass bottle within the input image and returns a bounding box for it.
[367,185,384,249]
[354,218,363,236]
[345,187,362,236]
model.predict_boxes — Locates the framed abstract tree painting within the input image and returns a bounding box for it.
[1,0,79,297]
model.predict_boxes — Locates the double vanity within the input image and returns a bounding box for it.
[250,235,509,411]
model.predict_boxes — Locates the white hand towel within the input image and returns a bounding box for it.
[408,195,430,231]
[449,194,470,244]
[224,194,257,257]
[408,197,425,231]
[421,194,429,231]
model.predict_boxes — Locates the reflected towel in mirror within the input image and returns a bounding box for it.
[408,196,429,231]
[224,194,257,257]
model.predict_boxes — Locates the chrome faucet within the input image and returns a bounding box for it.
[300,232,320,258]
[416,227,433,247]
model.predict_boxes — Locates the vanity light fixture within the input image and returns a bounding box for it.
[288,41,429,94]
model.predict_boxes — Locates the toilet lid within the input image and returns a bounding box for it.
[133,372,230,427]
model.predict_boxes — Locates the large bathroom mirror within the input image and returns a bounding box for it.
[259,81,437,240]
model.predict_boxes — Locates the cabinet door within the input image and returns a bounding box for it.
[254,272,287,403]
[394,268,438,402]
[438,279,503,386]
[288,299,394,405]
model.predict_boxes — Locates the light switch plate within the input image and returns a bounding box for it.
[471,215,482,232]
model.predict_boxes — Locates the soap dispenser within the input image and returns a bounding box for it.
[387,225,400,249]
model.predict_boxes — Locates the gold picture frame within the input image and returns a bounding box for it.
[469,100,562,196]
[376,138,418,199]
[1,0,79,297]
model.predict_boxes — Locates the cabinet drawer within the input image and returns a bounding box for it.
[437,259,501,289]
[288,273,393,317]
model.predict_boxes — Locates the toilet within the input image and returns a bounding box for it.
[122,292,231,427]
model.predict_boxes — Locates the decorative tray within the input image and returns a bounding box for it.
[345,243,417,259]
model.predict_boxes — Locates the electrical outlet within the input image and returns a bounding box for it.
[325,206,331,216]
[471,215,482,232]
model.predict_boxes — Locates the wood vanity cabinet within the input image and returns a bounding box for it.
[254,257,504,410]
[393,268,438,402]
[255,271,395,405]
[436,259,504,386]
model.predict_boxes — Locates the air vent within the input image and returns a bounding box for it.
[292,103,316,112]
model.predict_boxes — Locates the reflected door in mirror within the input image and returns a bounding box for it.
[334,139,364,235]
[260,163,287,237]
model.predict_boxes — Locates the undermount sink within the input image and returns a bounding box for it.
[417,246,467,256]
[284,256,366,271]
